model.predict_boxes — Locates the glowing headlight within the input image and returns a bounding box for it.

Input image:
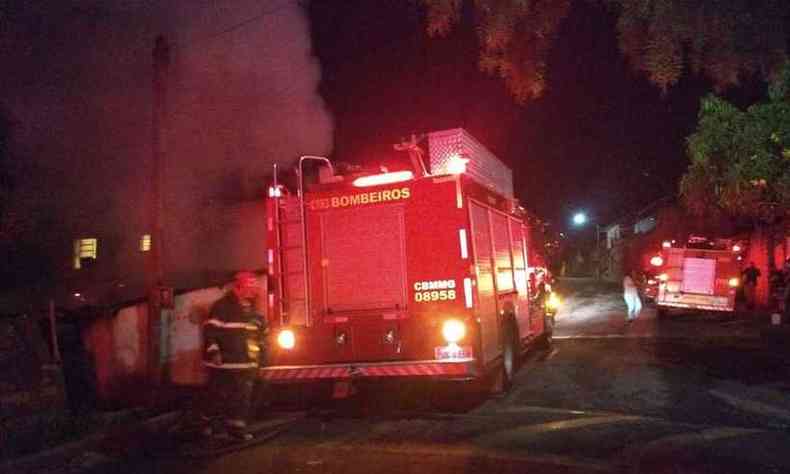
[441,319,466,343]
[547,292,561,310]
[277,329,295,350]
[650,255,664,267]
[728,277,739,288]
[658,273,669,282]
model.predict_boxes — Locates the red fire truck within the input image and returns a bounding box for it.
[643,236,743,317]
[260,129,552,396]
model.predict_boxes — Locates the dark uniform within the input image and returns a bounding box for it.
[742,262,761,309]
[200,275,266,439]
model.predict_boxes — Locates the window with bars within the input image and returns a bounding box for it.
[73,238,97,269]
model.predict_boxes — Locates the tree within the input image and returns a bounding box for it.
[680,63,790,221]
[680,61,790,295]
[418,0,789,103]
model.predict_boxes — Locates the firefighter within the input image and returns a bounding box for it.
[199,271,266,441]
[741,262,761,310]
[530,271,548,313]
[528,272,538,295]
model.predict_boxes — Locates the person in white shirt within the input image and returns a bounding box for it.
[623,273,643,322]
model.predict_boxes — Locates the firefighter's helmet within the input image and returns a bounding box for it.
[233,271,259,300]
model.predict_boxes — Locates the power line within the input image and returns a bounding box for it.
[174,0,298,49]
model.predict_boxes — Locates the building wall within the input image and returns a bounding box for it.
[82,305,150,405]
[57,200,268,311]
[80,274,266,406]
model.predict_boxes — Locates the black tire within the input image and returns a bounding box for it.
[491,320,517,396]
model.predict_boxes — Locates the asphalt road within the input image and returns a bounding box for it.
[22,279,790,474]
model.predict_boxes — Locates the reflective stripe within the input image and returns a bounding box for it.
[464,278,473,308]
[459,229,468,259]
[204,319,258,330]
[203,361,258,369]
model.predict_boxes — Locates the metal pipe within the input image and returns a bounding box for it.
[271,163,286,324]
[297,156,333,326]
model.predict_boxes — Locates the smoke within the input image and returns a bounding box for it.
[0,0,333,287]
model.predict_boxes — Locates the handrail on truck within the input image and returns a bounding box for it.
[297,156,334,326]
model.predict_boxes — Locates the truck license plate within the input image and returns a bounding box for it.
[435,345,472,360]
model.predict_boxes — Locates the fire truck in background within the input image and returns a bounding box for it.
[261,129,553,398]
[642,236,744,317]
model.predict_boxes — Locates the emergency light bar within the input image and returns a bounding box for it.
[447,154,469,174]
[352,170,414,187]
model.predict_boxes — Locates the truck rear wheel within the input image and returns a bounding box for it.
[492,320,517,396]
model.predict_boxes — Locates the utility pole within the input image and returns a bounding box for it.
[149,35,170,386]
[151,35,169,288]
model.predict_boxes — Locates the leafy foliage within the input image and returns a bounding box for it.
[419,0,571,103]
[612,0,788,93]
[418,0,788,103]
[680,62,790,223]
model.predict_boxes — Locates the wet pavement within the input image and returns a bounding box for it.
[6,278,790,474]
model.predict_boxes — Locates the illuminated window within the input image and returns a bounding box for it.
[73,238,97,269]
[140,234,152,252]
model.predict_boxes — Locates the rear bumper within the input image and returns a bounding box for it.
[658,292,734,312]
[259,358,478,383]
[657,301,734,312]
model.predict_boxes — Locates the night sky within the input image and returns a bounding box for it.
[308,0,764,229]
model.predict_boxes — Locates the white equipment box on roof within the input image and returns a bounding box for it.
[425,128,514,199]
